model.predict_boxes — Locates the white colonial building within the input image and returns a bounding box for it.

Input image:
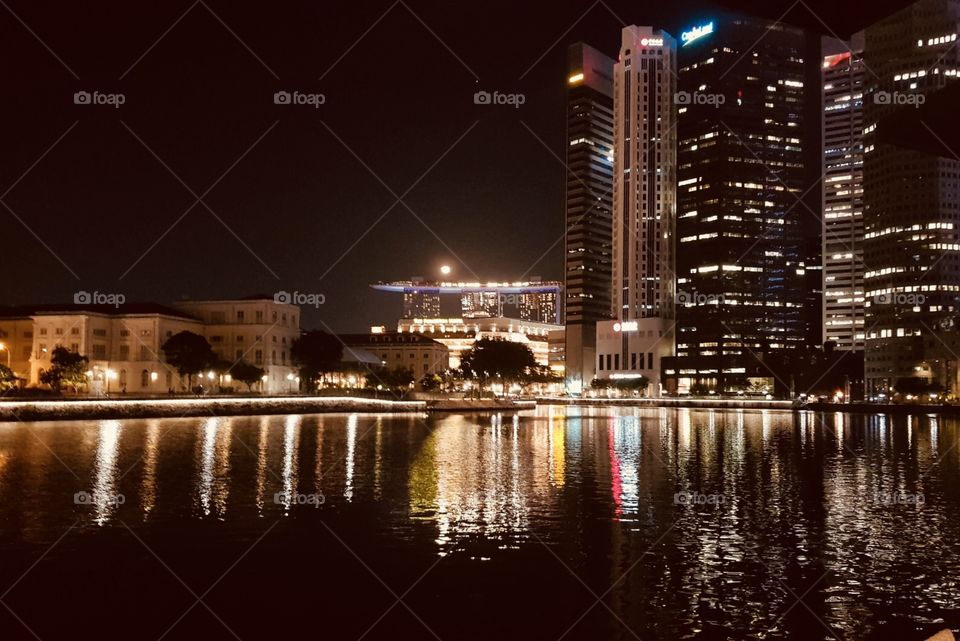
[0,297,301,394]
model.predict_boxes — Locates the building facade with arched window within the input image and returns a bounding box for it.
[0,297,303,395]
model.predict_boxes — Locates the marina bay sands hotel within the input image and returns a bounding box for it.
[370,278,564,371]
[371,279,562,325]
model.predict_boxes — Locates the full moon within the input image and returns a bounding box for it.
[440,265,452,275]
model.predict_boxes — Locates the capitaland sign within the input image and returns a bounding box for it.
[681,21,714,46]
[613,321,639,332]
[640,37,663,47]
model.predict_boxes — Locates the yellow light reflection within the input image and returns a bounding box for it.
[198,417,231,518]
[279,415,301,513]
[140,420,161,518]
[92,420,122,525]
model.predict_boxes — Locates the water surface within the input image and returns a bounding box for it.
[0,407,957,640]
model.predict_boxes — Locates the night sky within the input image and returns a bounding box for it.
[0,0,910,331]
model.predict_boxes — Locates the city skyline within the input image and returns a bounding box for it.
[0,0,920,336]
[6,3,960,640]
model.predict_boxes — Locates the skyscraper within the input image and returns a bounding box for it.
[822,34,866,352]
[519,288,560,324]
[403,283,440,318]
[663,14,822,395]
[564,42,615,394]
[595,26,677,394]
[460,291,500,318]
[862,0,960,396]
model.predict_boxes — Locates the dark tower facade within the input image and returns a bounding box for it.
[862,0,960,396]
[564,42,615,394]
[664,14,823,394]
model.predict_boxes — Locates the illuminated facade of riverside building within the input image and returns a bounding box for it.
[0,297,301,394]
[862,0,960,396]
[371,279,564,371]
[594,25,677,396]
[662,15,823,395]
[822,34,866,352]
[393,317,560,371]
[564,42,616,395]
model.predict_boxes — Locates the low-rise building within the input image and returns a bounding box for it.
[0,297,301,394]
[0,315,41,384]
[595,318,674,397]
[341,332,449,380]
[396,317,562,369]
[0,304,203,393]
[171,297,301,392]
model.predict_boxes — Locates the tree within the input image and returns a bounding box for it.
[520,364,562,394]
[161,331,217,389]
[895,377,943,396]
[613,376,649,392]
[291,331,343,389]
[460,338,537,396]
[689,382,711,396]
[376,367,415,391]
[39,347,88,392]
[419,373,443,391]
[230,360,265,393]
[589,376,649,394]
[0,363,19,391]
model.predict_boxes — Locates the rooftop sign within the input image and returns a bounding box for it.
[681,22,714,46]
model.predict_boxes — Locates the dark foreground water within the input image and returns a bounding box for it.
[0,407,958,640]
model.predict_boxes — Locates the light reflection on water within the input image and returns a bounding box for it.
[197,416,231,518]
[91,419,122,525]
[1,406,959,638]
[279,414,301,513]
